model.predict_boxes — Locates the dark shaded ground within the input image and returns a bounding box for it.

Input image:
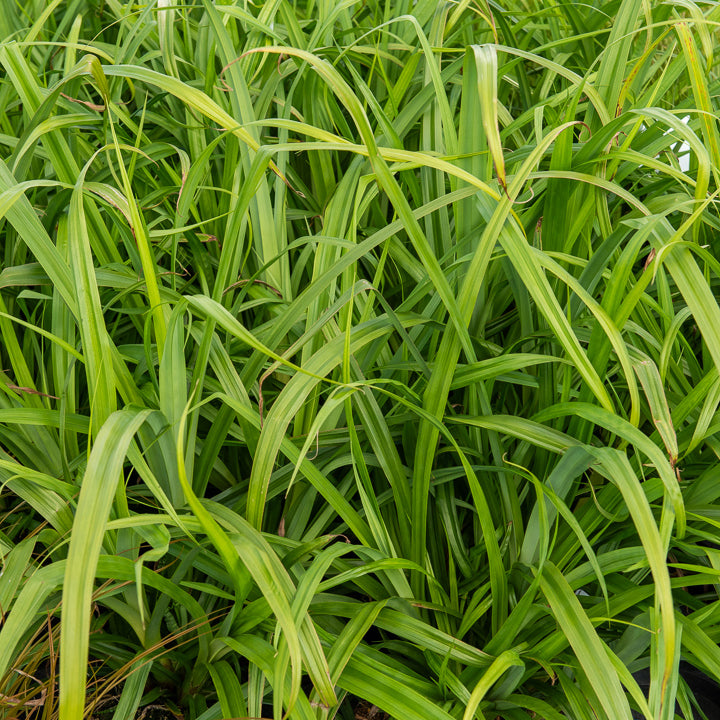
[134,708,182,720]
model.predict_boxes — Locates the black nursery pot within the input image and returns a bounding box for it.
[631,662,720,719]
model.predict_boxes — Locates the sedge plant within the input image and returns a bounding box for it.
[1,1,720,719]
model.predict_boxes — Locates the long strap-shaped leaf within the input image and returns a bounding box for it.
[60,409,151,720]
[591,0,643,125]
[538,561,634,720]
[0,160,75,311]
[588,447,677,716]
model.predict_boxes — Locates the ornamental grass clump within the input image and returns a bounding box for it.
[1,1,720,719]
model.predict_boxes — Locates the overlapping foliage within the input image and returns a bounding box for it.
[2,1,720,718]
